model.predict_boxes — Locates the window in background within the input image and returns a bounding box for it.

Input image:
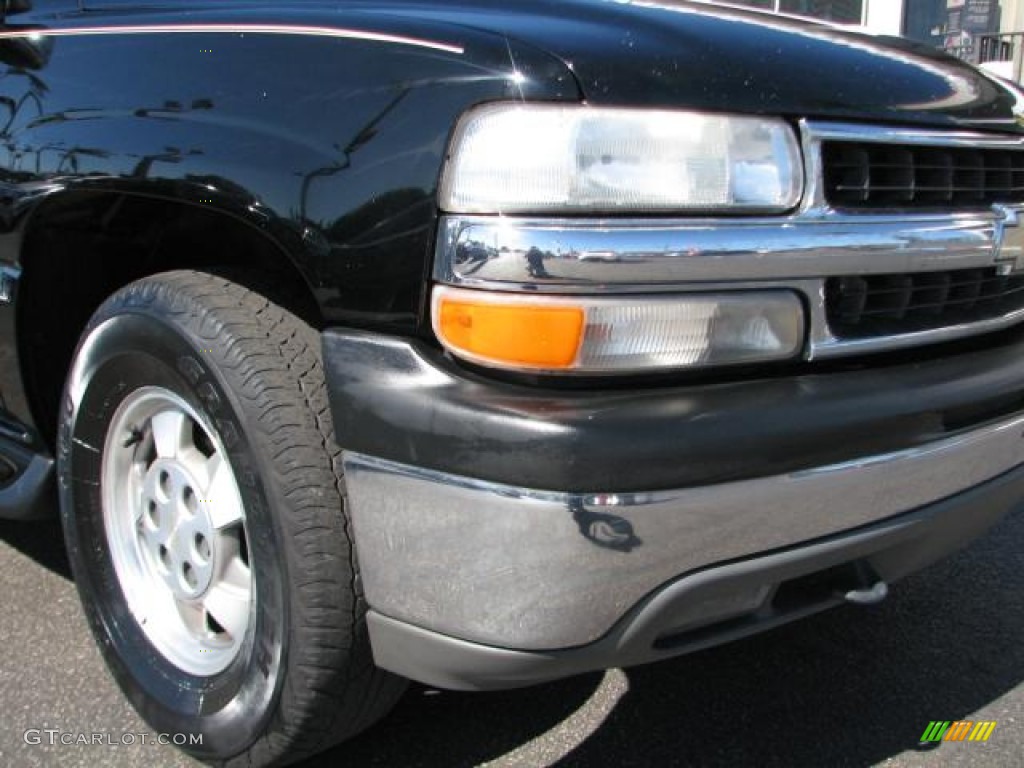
[779,0,864,23]
[720,0,776,8]
[707,0,865,24]
[902,0,947,44]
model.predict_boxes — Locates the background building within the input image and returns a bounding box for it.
[904,0,1001,62]
[903,0,1024,81]
[902,0,949,44]
[712,0,1024,83]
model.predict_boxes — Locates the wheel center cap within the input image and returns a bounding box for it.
[140,459,216,601]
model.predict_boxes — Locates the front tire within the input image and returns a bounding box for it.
[58,270,405,766]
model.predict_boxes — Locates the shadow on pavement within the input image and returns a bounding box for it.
[0,518,71,579]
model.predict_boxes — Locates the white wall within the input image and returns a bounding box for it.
[1000,0,1024,34]
[863,0,904,35]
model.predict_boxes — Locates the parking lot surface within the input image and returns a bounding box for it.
[1,506,1021,768]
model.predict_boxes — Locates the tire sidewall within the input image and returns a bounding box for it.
[58,301,288,759]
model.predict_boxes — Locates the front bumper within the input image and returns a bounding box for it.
[325,330,1024,688]
[360,463,1024,690]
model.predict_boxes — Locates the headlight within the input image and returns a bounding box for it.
[439,104,803,214]
[432,286,805,373]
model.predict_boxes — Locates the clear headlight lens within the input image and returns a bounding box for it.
[433,287,805,373]
[439,104,803,214]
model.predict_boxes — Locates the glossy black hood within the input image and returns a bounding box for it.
[371,0,1024,131]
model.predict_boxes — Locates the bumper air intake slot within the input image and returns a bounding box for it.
[653,560,887,651]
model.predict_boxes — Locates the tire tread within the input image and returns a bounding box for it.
[90,271,405,768]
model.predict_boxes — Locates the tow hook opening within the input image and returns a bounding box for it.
[772,560,889,613]
[653,559,892,652]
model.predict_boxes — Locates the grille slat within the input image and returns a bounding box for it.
[823,141,1024,208]
[833,184,1024,191]
[826,268,1024,339]
[855,276,1020,295]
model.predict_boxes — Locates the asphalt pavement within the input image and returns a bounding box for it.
[1,505,1021,768]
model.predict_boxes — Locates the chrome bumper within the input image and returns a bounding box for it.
[343,412,1024,651]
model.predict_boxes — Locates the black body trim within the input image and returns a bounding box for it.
[0,437,54,520]
[325,328,1024,492]
[366,462,1024,690]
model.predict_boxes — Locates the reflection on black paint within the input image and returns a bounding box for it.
[318,187,433,317]
[571,496,642,553]
[0,26,52,71]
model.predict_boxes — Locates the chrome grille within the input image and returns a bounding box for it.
[822,141,1024,208]
[826,268,1024,339]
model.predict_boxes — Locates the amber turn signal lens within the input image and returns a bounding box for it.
[435,290,585,369]
[433,286,804,373]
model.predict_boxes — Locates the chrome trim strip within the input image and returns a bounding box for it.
[435,213,998,289]
[0,24,465,54]
[343,412,1024,649]
[798,117,827,213]
[803,120,1024,149]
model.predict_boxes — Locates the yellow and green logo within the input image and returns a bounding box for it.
[920,721,997,743]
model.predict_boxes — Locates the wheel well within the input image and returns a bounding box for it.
[18,191,322,451]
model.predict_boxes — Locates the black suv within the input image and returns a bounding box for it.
[2,1,1023,765]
